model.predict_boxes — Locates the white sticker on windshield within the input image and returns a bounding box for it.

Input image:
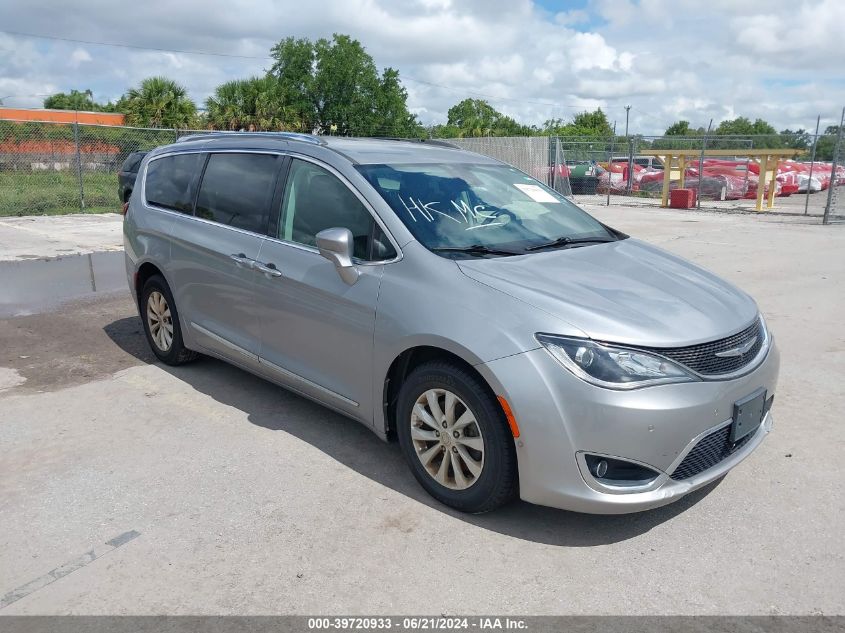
[513,183,559,203]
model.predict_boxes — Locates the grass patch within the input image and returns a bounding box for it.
[0,170,120,216]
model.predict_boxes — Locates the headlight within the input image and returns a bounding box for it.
[536,334,697,390]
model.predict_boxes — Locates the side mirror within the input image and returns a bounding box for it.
[316,227,360,285]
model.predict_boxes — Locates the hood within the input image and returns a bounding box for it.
[457,238,758,347]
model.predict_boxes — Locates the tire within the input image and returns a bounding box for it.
[140,274,198,366]
[396,361,518,513]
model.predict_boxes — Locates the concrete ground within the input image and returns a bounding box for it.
[0,206,843,615]
[581,189,842,220]
[0,213,123,262]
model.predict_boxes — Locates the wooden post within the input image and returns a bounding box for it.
[678,155,686,189]
[756,154,768,211]
[767,156,778,209]
[661,154,673,207]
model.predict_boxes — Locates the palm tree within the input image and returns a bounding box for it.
[205,77,300,131]
[119,77,198,129]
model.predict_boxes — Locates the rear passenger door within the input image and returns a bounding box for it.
[252,157,396,421]
[167,151,284,367]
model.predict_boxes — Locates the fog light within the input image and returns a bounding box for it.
[584,454,660,487]
[595,459,608,477]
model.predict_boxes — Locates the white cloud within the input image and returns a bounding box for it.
[69,48,92,68]
[0,0,842,133]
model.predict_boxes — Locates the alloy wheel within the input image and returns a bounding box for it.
[410,388,485,490]
[146,290,174,352]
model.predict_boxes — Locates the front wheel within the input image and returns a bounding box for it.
[396,361,518,513]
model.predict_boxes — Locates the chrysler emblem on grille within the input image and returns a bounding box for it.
[714,336,758,358]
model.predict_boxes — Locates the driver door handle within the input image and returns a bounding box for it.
[254,261,283,278]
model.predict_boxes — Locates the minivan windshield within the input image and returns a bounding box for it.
[356,163,618,257]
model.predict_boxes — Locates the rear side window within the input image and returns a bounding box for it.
[144,154,203,214]
[195,153,280,234]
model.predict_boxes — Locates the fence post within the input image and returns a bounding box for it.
[607,123,617,206]
[804,115,820,216]
[697,119,713,209]
[823,106,844,225]
[73,120,85,212]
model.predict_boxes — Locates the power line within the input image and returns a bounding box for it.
[1,29,597,112]
[1,29,271,60]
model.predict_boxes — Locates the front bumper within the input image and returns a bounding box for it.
[476,338,780,514]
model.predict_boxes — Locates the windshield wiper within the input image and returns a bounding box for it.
[525,236,616,252]
[430,244,521,257]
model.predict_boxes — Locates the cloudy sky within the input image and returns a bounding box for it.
[1,0,843,134]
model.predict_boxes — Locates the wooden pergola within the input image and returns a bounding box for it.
[637,149,804,211]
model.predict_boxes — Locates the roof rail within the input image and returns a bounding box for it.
[175,131,325,145]
[368,137,459,149]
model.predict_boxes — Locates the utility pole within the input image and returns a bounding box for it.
[624,105,633,194]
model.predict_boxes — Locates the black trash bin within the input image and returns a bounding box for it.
[569,176,599,195]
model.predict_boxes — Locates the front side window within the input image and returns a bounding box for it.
[356,162,618,256]
[278,159,395,261]
[195,153,280,234]
[144,153,203,214]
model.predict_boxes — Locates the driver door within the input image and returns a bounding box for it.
[253,158,396,422]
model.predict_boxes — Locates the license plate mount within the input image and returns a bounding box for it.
[731,389,766,443]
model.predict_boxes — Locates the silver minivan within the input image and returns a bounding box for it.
[124,133,779,514]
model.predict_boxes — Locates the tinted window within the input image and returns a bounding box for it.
[195,153,280,234]
[144,153,202,214]
[278,159,395,261]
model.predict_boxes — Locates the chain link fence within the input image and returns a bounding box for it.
[448,136,571,194]
[0,119,202,215]
[822,110,845,224]
[1,117,842,220]
[459,131,843,219]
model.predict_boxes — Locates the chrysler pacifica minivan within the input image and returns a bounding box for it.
[123,133,779,514]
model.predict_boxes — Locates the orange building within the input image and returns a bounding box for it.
[0,107,125,126]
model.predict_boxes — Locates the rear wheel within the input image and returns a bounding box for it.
[396,361,517,513]
[140,275,197,366]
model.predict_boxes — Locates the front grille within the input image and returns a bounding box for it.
[671,421,760,481]
[641,319,764,376]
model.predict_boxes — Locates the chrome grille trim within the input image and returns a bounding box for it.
[638,318,766,377]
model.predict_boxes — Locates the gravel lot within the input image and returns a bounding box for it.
[0,205,843,615]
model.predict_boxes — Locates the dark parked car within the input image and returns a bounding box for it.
[118,151,148,203]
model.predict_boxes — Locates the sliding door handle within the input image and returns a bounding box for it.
[254,262,283,278]
[229,253,254,268]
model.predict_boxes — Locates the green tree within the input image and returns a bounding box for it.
[779,128,810,151]
[205,76,299,131]
[375,68,424,137]
[118,77,198,128]
[714,116,778,136]
[664,120,701,136]
[712,116,781,148]
[815,125,843,161]
[269,37,317,131]
[444,98,530,137]
[43,89,115,112]
[268,34,420,136]
[542,109,613,137]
